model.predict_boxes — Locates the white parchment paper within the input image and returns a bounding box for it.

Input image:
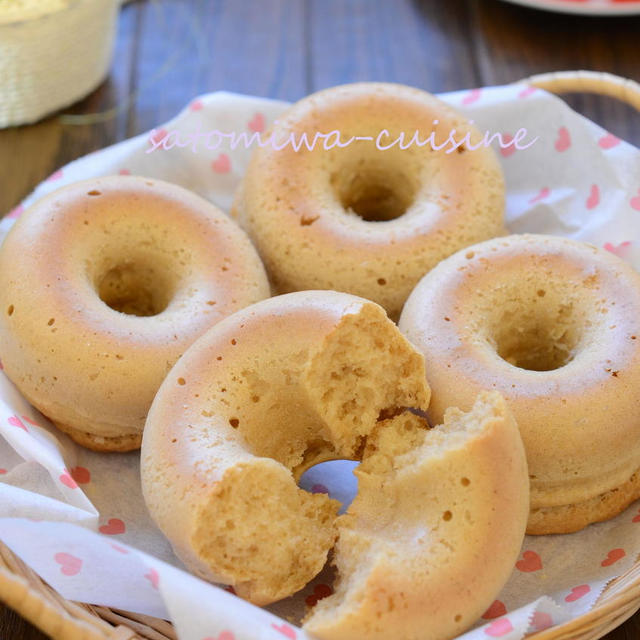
[1,84,639,640]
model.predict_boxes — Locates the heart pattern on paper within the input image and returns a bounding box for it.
[149,128,168,146]
[631,189,640,212]
[530,611,553,632]
[598,133,621,150]
[248,112,266,133]
[554,126,571,152]
[99,518,126,535]
[212,154,231,174]
[586,184,600,210]
[59,470,78,489]
[516,550,542,573]
[8,416,28,432]
[604,241,631,257]
[500,134,517,158]
[70,466,91,484]
[633,509,640,523]
[482,600,507,620]
[484,618,513,637]
[145,568,160,589]
[54,552,82,576]
[462,88,482,105]
[110,543,129,554]
[529,187,550,204]
[518,86,537,99]
[271,623,297,639]
[565,584,590,603]
[203,632,235,640]
[554,127,571,153]
[7,204,23,219]
[601,548,625,567]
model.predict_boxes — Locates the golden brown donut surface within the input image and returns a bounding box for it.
[400,233,640,534]
[232,82,505,319]
[0,175,270,451]
[141,290,430,605]
[141,290,529,640]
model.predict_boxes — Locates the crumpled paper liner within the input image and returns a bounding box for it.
[1,84,640,640]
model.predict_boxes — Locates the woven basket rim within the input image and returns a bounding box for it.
[521,69,640,112]
[1,68,639,640]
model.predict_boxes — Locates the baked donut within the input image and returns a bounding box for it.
[0,176,270,451]
[141,290,529,640]
[231,82,505,319]
[399,233,640,534]
[305,391,528,640]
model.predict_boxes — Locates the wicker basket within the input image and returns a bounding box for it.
[0,0,119,128]
[1,70,640,640]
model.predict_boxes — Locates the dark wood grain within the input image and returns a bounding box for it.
[1,0,639,638]
[469,0,640,143]
[308,0,480,91]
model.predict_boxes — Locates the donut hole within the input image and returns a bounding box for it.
[489,295,585,372]
[299,459,359,513]
[97,262,173,316]
[331,163,417,222]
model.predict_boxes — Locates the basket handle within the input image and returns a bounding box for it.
[519,70,640,112]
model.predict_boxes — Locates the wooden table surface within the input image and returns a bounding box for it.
[0,0,639,638]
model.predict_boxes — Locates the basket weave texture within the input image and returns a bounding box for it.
[0,70,639,640]
[0,0,118,128]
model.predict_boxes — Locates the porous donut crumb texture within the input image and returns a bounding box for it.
[141,291,431,606]
[303,391,529,640]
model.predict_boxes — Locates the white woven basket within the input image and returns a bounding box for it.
[0,0,119,128]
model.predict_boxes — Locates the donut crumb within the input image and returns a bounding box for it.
[87,190,101,196]
[7,305,14,316]
[177,377,186,386]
